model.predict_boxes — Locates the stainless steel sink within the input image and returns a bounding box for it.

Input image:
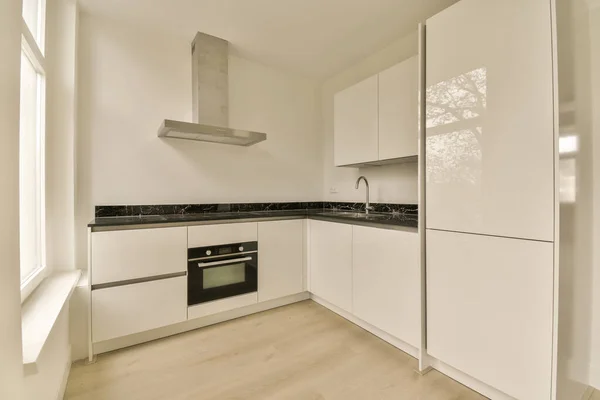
[318,212,390,220]
[363,214,390,219]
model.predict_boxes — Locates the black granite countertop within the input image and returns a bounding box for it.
[88,209,418,231]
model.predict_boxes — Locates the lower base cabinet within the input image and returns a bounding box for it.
[258,220,305,302]
[309,220,353,312]
[352,226,420,347]
[426,229,553,400]
[92,276,187,343]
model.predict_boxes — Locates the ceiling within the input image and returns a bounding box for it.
[77,0,459,79]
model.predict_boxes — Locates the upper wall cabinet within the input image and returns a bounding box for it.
[334,75,379,166]
[333,57,418,167]
[378,57,418,161]
[425,0,555,241]
[334,56,418,167]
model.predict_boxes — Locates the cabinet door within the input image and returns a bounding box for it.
[309,220,352,312]
[352,226,419,347]
[425,0,555,241]
[378,56,418,161]
[258,220,304,302]
[427,229,553,400]
[334,75,378,166]
[92,276,187,342]
[188,222,257,248]
[92,227,187,285]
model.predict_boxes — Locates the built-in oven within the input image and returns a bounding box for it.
[187,241,258,306]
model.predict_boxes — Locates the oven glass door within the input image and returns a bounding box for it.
[188,253,258,306]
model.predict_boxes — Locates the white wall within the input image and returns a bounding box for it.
[556,0,594,397]
[590,3,600,391]
[0,0,25,399]
[556,0,600,397]
[46,0,78,273]
[23,308,71,400]
[38,0,80,395]
[75,12,322,269]
[321,32,419,204]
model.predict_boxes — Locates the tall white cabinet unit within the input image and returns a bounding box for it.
[425,1,556,399]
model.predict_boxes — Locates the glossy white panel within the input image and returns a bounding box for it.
[352,226,420,347]
[427,229,554,400]
[257,220,304,302]
[425,0,555,241]
[334,75,378,166]
[378,56,418,161]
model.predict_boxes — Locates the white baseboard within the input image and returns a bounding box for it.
[589,363,600,392]
[57,345,71,400]
[90,292,310,356]
[311,295,515,400]
[310,294,419,359]
[430,358,515,400]
[582,386,596,400]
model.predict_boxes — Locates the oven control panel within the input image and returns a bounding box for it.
[188,241,258,261]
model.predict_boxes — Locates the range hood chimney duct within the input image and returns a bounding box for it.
[158,32,267,146]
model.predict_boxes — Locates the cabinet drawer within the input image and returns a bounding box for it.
[187,222,257,248]
[91,227,187,285]
[92,276,187,342]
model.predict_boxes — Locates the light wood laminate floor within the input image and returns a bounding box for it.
[66,300,486,400]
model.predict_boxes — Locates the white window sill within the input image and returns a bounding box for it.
[21,270,81,376]
[21,265,48,303]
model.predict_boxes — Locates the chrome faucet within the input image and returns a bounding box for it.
[355,176,374,215]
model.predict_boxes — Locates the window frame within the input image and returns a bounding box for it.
[20,5,47,303]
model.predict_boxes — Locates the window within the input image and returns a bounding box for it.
[20,0,46,301]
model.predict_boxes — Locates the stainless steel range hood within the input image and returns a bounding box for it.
[158,32,267,146]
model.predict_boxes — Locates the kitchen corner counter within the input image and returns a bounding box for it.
[308,210,417,232]
[88,209,418,232]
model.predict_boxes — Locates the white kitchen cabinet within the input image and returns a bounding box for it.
[91,227,187,285]
[334,56,418,167]
[309,220,353,312]
[378,56,418,161]
[426,229,553,400]
[92,276,187,342]
[257,220,304,302]
[187,222,257,248]
[425,0,555,241]
[352,226,420,347]
[334,75,378,166]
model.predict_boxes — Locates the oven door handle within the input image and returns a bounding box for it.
[197,256,253,268]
